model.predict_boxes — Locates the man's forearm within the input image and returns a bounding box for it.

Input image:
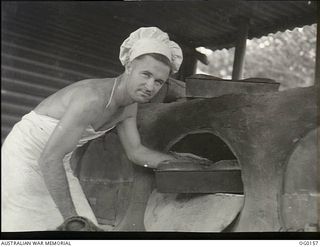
[129,145,175,169]
[39,159,77,220]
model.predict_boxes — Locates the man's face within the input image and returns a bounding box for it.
[126,55,171,103]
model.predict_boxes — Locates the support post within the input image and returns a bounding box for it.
[232,18,249,80]
[177,45,198,81]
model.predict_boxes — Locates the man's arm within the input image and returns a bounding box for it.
[117,105,214,169]
[117,105,174,169]
[38,90,100,220]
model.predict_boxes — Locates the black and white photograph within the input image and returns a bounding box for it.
[1,0,319,241]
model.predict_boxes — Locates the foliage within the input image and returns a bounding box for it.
[197,24,317,91]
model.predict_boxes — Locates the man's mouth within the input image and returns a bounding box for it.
[139,90,151,97]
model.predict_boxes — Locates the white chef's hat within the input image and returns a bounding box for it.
[119,27,183,73]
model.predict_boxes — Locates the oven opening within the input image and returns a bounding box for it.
[150,131,245,232]
[169,132,237,163]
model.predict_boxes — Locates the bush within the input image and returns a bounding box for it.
[197,24,317,91]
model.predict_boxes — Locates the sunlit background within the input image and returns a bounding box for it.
[196,24,317,91]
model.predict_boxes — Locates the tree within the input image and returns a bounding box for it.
[197,24,316,91]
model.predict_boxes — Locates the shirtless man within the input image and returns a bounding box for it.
[1,27,207,231]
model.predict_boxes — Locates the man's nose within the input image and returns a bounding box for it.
[145,78,154,91]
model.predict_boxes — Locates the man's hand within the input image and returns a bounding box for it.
[156,152,214,171]
[56,216,104,231]
[169,151,213,165]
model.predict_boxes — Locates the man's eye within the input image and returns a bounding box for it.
[155,80,164,86]
[142,73,150,78]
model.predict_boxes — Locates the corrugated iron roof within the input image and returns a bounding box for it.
[2,1,317,51]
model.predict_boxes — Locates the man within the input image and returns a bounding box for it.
[1,27,207,231]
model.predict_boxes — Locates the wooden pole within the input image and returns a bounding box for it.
[177,45,197,81]
[232,19,249,80]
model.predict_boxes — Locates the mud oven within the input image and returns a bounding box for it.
[71,77,319,232]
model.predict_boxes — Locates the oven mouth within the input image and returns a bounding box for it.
[147,131,245,232]
[167,130,238,163]
[161,130,243,194]
[155,130,244,196]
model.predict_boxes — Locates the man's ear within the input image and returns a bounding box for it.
[125,62,133,74]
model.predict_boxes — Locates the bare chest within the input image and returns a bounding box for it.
[91,106,126,132]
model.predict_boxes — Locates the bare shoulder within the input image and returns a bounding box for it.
[71,78,113,109]
[70,89,99,111]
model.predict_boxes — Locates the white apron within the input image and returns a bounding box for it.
[1,111,114,231]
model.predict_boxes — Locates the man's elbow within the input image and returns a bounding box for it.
[38,152,63,168]
[126,146,143,164]
[127,151,138,164]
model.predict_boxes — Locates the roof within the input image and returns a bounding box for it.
[3,1,317,51]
